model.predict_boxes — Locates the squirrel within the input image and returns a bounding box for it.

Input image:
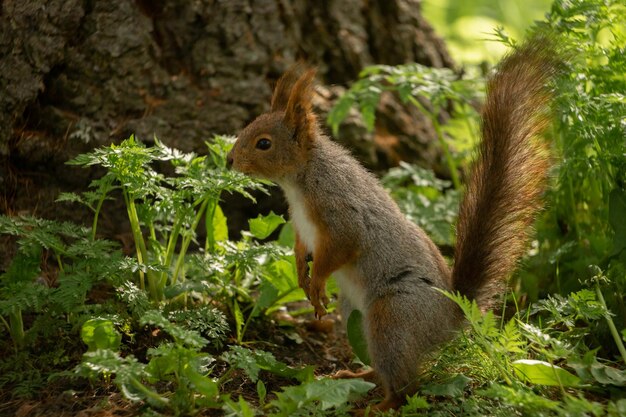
[227,35,557,411]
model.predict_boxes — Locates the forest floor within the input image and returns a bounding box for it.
[1,306,378,417]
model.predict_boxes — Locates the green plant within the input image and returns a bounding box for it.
[519,0,626,319]
[382,163,460,247]
[0,216,127,350]
[62,135,266,302]
[2,0,625,414]
[78,310,220,414]
[185,212,306,343]
[328,63,482,190]
[78,312,322,416]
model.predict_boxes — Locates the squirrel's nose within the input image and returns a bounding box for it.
[226,155,234,169]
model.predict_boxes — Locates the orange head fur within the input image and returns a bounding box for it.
[227,66,318,181]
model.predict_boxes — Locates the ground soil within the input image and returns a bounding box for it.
[0,304,378,417]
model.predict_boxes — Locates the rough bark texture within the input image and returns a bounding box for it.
[0,0,453,239]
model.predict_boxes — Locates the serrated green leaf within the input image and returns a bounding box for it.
[248,212,286,240]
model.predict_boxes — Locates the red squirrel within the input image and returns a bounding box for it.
[227,36,557,411]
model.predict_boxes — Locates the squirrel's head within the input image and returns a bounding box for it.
[227,66,318,181]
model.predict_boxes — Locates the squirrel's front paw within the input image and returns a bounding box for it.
[313,302,327,320]
[309,284,329,319]
[298,274,311,298]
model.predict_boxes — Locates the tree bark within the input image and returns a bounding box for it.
[0,0,453,239]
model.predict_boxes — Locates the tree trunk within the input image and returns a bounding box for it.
[0,0,453,243]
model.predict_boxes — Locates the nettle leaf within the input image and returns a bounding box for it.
[346,310,371,366]
[81,318,122,351]
[269,378,374,413]
[513,359,580,387]
[421,373,471,397]
[248,212,286,240]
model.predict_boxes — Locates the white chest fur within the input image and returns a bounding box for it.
[334,266,367,313]
[280,183,366,312]
[281,183,319,252]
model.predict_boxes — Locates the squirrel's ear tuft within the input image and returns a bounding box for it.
[284,68,317,143]
[271,63,306,112]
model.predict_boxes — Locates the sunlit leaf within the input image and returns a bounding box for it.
[513,359,580,387]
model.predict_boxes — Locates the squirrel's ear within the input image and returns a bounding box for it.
[271,64,303,112]
[284,68,317,142]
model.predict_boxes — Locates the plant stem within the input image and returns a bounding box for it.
[171,197,211,285]
[124,192,159,300]
[431,114,461,190]
[408,97,461,190]
[91,181,111,241]
[595,282,626,364]
[9,309,25,351]
[160,219,182,289]
[129,376,169,406]
[205,200,217,253]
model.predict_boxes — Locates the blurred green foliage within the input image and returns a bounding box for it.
[423,0,553,63]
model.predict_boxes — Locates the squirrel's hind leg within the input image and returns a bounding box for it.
[363,287,459,409]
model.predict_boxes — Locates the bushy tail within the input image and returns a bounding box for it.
[452,35,558,308]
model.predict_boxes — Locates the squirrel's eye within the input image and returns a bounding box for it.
[256,138,272,150]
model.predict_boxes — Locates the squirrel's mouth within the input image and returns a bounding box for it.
[232,163,255,177]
